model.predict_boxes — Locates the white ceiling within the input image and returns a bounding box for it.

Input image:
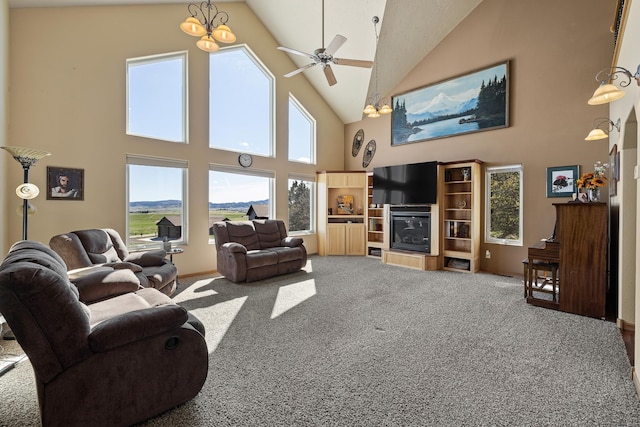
[8,0,483,123]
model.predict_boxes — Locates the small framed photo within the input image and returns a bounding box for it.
[47,167,84,200]
[337,195,354,214]
[546,165,579,198]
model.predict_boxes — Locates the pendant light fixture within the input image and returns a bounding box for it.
[363,16,392,119]
[180,1,237,53]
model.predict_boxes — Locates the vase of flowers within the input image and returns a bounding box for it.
[576,161,608,202]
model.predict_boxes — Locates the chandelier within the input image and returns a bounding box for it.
[180,1,237,53]
[363,16,392,118]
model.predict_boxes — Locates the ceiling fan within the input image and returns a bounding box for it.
[277,0,374,86]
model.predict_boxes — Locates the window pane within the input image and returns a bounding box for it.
[127,52,187,143]
[486,166,522,245]
[128,163,186,250]
[208,168,273,238]
[288,96,315,163]
[288,178,314,233]
[210,46,273,156]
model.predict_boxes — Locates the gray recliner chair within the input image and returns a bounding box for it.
[0,240,208,427]
[49,228,177,298]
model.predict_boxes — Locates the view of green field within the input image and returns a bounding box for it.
[128,208,248,248]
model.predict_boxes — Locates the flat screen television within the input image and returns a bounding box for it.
[372,161,438,205]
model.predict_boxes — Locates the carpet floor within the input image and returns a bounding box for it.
[1,255,640,426]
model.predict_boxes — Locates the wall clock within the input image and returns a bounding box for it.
[362,139,376,168]
[238,153,253,168]
[352,128,364,157]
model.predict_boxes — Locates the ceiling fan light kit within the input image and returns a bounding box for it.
[277,0,373,86]
[180,0,237,53]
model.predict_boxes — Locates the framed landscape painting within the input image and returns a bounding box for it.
[391,61,509,146]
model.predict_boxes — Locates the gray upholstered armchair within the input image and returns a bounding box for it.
[49,228,177,298]
[0,240,208,427]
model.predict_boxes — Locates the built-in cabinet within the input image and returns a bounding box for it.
[439,160,482,272]
[317,171,367,256]
[366,173,389,258]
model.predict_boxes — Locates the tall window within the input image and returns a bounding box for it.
[126,52,187,143]
[210,45,274,156]
[127,155,188,250]
[208,166,274,239]
[288,176,315,233]
[485,165,523,245]
[288,95,315,163]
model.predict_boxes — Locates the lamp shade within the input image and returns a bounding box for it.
[180,17,206,37]
[196,35,220,52]
[212,24,236,43]
[367,110,381,118]
[588,83,625,105]
[16,183,39,200]
[585,128,608,141]
[379,104,393,115]
[363,104,376,115]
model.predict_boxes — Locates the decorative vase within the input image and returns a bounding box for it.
[589,188,600,202]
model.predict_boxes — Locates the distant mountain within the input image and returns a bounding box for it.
[208,200,268,210]
[129,199,269,211]
[130,200,182,210]
[407,93,478,123]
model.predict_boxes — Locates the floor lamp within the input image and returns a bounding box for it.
[1,146,51,240]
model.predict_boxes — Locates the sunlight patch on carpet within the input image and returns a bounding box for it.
[270,279,316,319]
[172,279,219,305]
[303,259,313,273]
[191,296,247,353]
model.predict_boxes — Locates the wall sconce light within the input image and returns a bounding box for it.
[587,65,640,105]
[180,1,237,53]
[1,146,51,240]
[584,117,621,141]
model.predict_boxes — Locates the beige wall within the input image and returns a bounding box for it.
[0,0,7,255]
[345,0,614,276]
[6,3,345,275]
[607,0,640,371]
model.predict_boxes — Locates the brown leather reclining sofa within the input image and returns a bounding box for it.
[49,228,177,300]
[0,240,207,427]
[212,219,307,283]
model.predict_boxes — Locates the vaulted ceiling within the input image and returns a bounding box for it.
[8,0,483,123]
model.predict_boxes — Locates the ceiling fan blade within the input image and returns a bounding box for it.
[323,64,337,86]
[284,63,316,78]
[333,58,374,68]
[277,46,316,60]
[324,34,347,56]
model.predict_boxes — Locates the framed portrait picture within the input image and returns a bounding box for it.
[47,167,84,200]
[546,165,579,198]
[391,60,509,146]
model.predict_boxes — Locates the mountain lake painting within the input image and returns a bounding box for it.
[391,61,509,146]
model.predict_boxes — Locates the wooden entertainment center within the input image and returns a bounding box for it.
[317,160,482,272]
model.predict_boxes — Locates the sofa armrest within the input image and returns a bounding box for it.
[221,242,247,254]
[88,305,188,352]
[70,267,143,303]
[281,237,303,247]
[124,250,167,267]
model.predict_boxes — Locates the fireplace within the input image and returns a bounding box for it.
[390,206,431,253]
